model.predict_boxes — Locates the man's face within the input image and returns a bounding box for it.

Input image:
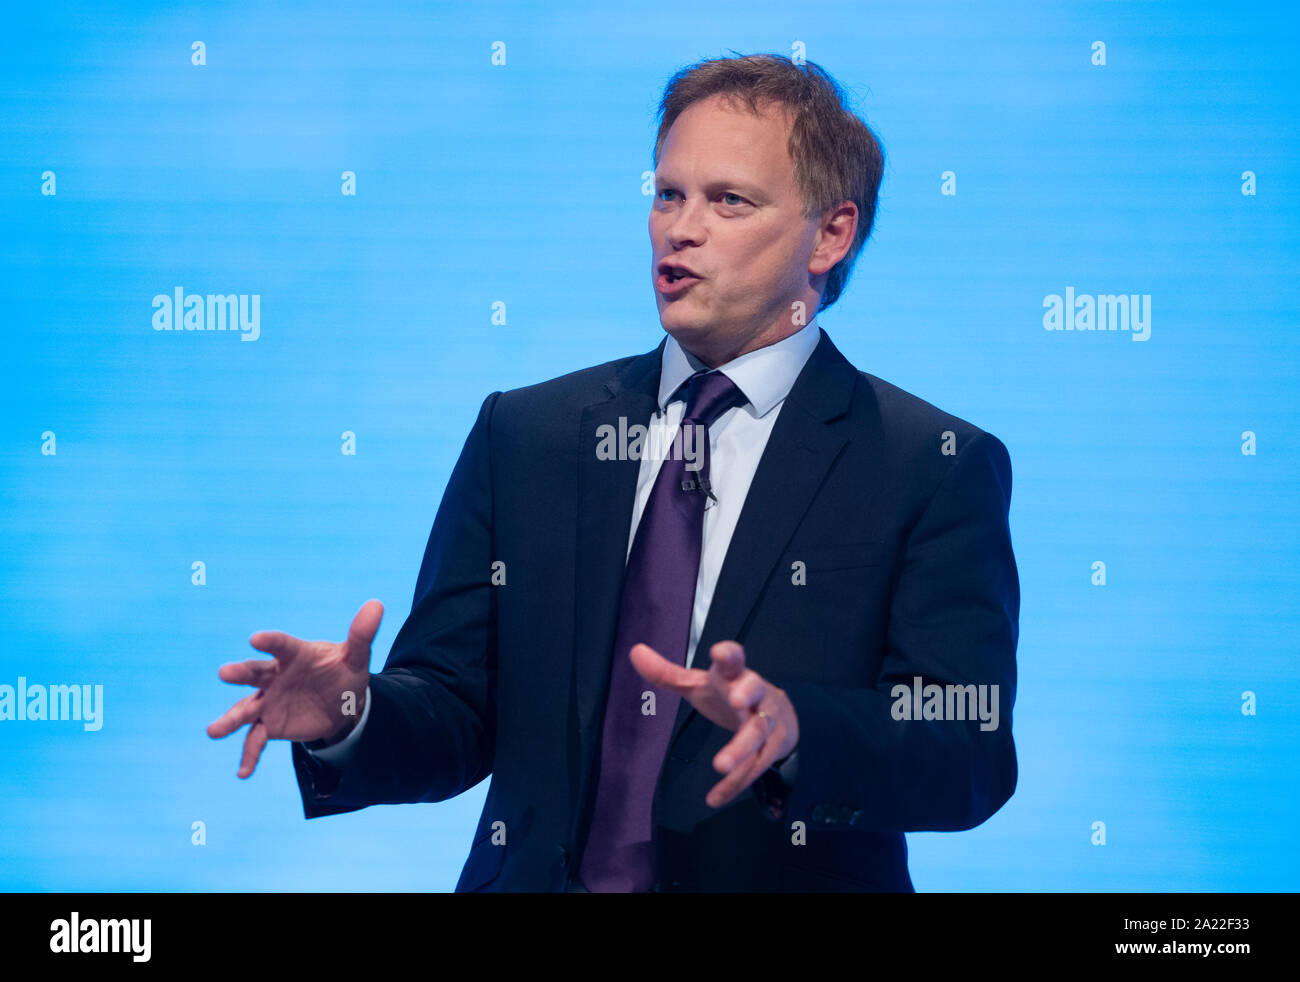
[650,93,825,366]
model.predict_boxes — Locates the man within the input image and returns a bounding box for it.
[208,53,1019,892]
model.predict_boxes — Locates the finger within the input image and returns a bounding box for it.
[343,599,384,670]
[237,720,269,779]
[709,641,746,681]
[206,691,262,739]
[248,630,302,664]
[713,705,775,774]
[217,659,278,688]
[628,643,705,694]
[706,720,787,808]
[726,671,766,713]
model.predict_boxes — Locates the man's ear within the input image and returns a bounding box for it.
[809,201,858,276]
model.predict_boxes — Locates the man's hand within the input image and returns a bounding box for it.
[630,640,799,809]
[206,600,382,779]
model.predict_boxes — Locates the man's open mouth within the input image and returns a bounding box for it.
[658,262,702,289]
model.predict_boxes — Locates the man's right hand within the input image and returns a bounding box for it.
[206,599,383,779]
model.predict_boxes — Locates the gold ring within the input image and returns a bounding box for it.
[757,709,774,732]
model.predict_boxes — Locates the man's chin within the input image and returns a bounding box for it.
[659,314,712,344]
[659,318,733,365]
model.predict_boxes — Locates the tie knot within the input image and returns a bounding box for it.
[678,370,746,428]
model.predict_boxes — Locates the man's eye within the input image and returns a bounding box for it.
[656,190,747,205]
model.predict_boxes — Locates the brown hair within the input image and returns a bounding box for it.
[652,53,885,313]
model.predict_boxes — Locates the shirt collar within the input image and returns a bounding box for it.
[657,318,822,419]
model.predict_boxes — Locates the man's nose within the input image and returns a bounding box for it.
[664,199,707,248]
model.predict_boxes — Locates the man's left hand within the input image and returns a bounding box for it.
[630,640,799,808]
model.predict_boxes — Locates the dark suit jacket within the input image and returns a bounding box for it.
[290,327,1019,892]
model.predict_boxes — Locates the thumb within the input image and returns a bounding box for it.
[343,599,384,669]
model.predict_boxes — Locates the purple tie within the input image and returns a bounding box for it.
[578,369,747,892]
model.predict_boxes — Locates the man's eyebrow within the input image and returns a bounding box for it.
[654,175,766,196]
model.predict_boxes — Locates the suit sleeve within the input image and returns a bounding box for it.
[760,430,1019,832]
[290,391,502,819]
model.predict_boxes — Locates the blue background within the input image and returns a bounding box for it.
[2,0,1297,890]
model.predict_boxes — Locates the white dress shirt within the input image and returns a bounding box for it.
[309,319,822,785]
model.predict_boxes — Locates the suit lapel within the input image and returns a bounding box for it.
[573,342,663,748]
[667,328,859,750]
